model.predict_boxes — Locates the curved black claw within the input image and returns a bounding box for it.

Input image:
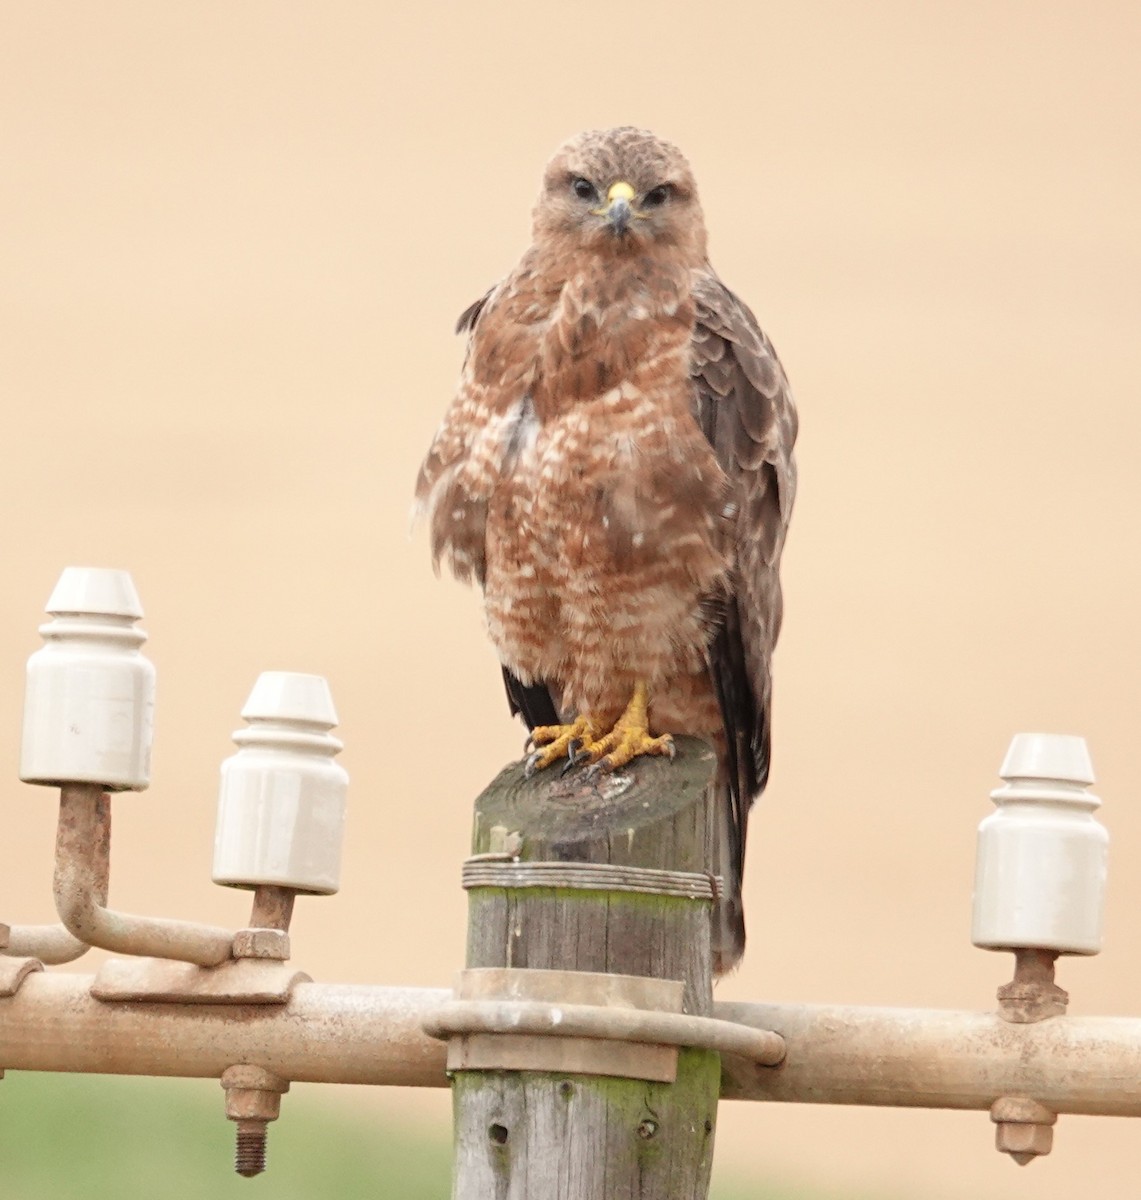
[560,741,589,776]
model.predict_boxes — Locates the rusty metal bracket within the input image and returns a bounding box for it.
[435,967,684,1082]
[0,954,44,1076]
[423,968,786,1082]
[91,956,310,1005]
[0,955,44,999]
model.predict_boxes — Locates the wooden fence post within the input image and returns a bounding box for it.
[450,737,722,1199]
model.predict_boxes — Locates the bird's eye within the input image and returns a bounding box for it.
[642,184,672,208]
[571,177,598,202]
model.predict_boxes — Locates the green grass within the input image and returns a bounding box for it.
[1,1074,449,1200]
[0,1072,868,1199]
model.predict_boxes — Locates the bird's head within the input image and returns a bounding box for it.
[532,127,707,262]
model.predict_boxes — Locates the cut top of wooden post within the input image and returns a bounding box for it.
[471,736,719,873]
[466,737,721,1017]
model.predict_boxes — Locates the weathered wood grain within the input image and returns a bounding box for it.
[453,737,722,1199]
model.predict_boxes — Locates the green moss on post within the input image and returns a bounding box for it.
[452,738,723,1200]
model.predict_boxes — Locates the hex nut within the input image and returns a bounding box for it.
[995,1121,1053,1163]
[225,1089,284,1122]
[232,929,291,960]
[221,1065,290,1092]
[220,1065,290,1122]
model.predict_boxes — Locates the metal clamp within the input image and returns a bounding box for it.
[0,955,43,999]
[423,968,785,1083]
[91,957,311,1005]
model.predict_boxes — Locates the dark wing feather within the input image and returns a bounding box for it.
[456,292,491,336]
[501,666,561,729]
[690,270,798,972]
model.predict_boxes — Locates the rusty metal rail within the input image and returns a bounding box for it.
[4,973,1141,1116]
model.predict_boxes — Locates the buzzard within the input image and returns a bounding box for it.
[416,127,797,973]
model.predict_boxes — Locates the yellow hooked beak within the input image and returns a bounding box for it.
[601,180,636,235]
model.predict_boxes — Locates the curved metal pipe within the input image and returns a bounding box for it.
[3,922,91,965]
[52,784,234,967]
[1,787,112,964]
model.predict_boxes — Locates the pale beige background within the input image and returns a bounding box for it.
[2,3,1140,1197]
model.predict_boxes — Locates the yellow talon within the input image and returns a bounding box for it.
[582,681,674,773]
[525,715,602,776]
[523,683,675,778]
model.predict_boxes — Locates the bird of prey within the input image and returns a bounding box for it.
[416,127,797,973]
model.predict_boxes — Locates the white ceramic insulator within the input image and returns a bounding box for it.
[212,671,348,895]
[19,567,155,791]
[972,733,1107,955]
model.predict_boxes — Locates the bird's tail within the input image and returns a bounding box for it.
[711,768,748,977]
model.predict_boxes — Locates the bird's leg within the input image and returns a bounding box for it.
[524,714,604,777]
[523,683,675,778]
[582,681,675,774]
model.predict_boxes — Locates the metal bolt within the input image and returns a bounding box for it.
[637,1119,658,1140]
[234,1119,269,1177]
[996,949,1068,1024]
[249,884,296,933]
[990,1097,1057,1166]
[221,1065,290,1178]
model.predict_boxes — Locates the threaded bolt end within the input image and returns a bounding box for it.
[234,1120,268,1177]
